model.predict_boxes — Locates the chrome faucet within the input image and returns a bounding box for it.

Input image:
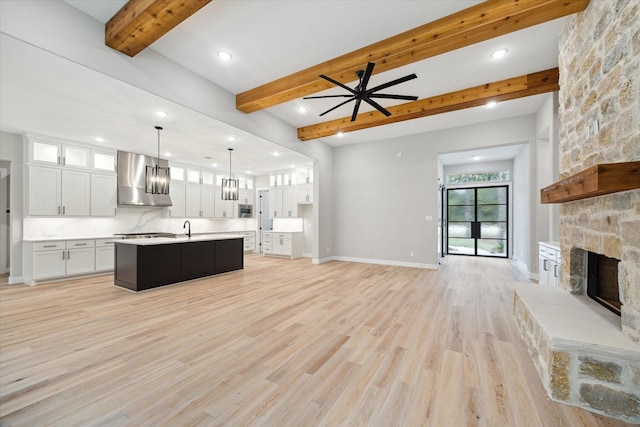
[183,220,191,238]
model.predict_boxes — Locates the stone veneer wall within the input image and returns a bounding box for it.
[558,0,640,343]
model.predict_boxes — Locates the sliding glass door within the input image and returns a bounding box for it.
[447,185,508,257]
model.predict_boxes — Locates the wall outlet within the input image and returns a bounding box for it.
[425,215,433,221]
[410,251,414,257]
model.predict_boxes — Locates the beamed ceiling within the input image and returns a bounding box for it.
[105,0,588,141]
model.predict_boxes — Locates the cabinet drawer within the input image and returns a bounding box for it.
[274,233,290,239]
[33,241,65,251]
[263,232,273,238]
[263,237,272,245]
[67,239,95,249]
[95,238,117,247]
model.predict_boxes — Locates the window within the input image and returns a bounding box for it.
[446,171,510,185]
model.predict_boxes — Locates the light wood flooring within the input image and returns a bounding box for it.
[0,255,634,426]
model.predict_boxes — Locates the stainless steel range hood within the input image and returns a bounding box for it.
[117,151,172,207]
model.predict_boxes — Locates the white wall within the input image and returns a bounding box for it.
[332,115,537,268]
[513,143,532,275]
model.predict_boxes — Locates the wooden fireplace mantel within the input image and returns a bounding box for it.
[540,161,640,203]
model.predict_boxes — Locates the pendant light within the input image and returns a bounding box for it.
[145,126,170,195]
[221,148,239,200]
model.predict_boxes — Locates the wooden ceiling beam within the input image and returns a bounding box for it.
[297,68,559,141]
[106,0,212,57]
[237,0,588,113]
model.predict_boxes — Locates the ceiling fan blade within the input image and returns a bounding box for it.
[319,74,356,94]
[351,99,363,122]
[319,96,356,116]
[303,94,355,99]
[368,93,419,101]
[359,62,376,92]
[366,73,417,94]
[363,96,392,117]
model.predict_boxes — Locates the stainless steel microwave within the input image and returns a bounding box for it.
[238,204,253,218]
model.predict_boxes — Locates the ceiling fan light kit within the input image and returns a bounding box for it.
[303,61,418,122]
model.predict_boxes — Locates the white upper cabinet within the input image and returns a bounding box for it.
[170,165,185,182]
[296,167,313,184]
[90,173,117,216]
[168,182,186,218]
[92,150,117,173]
[27,166,90,216]
[186,168,201,184]
[29,138,89,169]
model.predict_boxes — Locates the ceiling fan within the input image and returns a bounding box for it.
[303,62,418,122]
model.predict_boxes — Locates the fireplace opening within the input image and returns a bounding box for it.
[587,252,621,316]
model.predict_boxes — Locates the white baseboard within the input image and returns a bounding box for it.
[512,258,537,280]
[8,276,25,284]
[331,256,438,270]
[312,256,334,265]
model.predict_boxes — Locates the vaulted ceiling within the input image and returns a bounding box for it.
[1,0,589,171]
[100,0,587,141]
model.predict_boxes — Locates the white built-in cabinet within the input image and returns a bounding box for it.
[168,182,186,218]
[25,135,117,217]
[539,242,561,287]
[27,166,91,216]
[95,239,115,271]
[26,238,116,283]
[90,174,117,216]
[268,166,313,219]
[214,189,236,218]
[186,185,215,218]
[262,232,303,259]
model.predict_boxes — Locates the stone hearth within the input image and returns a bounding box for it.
[514,284,640,423]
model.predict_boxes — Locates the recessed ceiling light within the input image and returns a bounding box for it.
[472,155,481,161]
[486,101,497,108]
[290,164,296,169]
[490,48,508,60]
[272,151,280,157]
[297,106,307,113]
[337,131,344,138]
[246,170,252,175]
[155,110,168,118]
[94,136,105,143]
[212,163,218,168]
[164,152,171,157]
[227,136,237,142]
[217,51,232,61]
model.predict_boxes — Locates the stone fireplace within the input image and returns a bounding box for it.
[515,0,640,423]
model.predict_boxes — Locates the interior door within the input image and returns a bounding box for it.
[447,185,508,257]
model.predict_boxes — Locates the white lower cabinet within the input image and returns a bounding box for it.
[95,239,115,271]
[539,242,561,286]
[66,240,95,276]
[241,231,255,252]
[27,239,115,283]
[262,232,303,259]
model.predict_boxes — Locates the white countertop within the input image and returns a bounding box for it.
[23,231,255,243]
[539,241,560,250]
[115,234,245,246]
[23,235,118,242]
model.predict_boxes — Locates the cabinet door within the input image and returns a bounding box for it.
[296,184,313,204]
[92,150,116,173]
[214,188,234,218]
[269,188,283,218]
[239,188,254,205]
[61,170,90,216]
[201,187,216,218]
[186,168,201,184]
[550,261,560,287]
[66,248,95,275]
[201,171,215,186]
[91,174,117,216]
[279,238,292,255]
[33,250,66,280]
[539,255,549,285]
[28,166,61,216]
[95,246,115,271]
[31,140,61,165]
[282,187,297,217]
[62,145,90,169]
[185,185,202,217]
[168,183,186,217]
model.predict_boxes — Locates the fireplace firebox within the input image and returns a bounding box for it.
[587,252,621,316]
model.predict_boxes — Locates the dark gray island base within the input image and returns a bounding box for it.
[114,235,244,292]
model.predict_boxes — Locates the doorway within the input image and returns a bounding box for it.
[447,185,508,257]
[258,190,272,254]
[0,161,10,274]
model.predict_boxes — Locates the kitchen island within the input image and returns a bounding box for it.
[114,234,244,292]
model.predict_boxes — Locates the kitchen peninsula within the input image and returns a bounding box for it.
[114,234,244,292]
